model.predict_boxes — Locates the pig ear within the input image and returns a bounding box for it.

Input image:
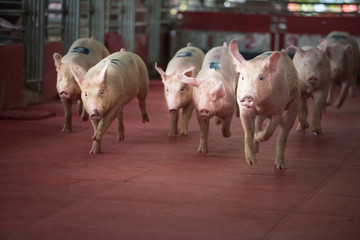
[178,74,198,87]
[53,53,62,70]
[317,39,327,52]
[70,63,87,88]
[211,82,226,101]
[344,44,353,55]
[223,42,227,47]
[229,39,246,72]
[182,65,195,78]
[286,45,304,56]
[154,62,168,83]
[187,42,192,47]
[97,58,111,84]
[265,52,281,73]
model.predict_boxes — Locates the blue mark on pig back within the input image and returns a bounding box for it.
[102,58,120,65]
[209,62,220,71]
[330,35,348,41]
[175,49,195,58]
[71,46,90,55]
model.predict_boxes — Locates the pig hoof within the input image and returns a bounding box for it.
[312,130,321,135]
[222,129,231,138]
[179,129,188,136]
[296,123,309,132]
[197,146,208,154]
[215,118,222,125]
[118,135,125,141]
[274,163,285,170]
[142,113,150,123]
[62,127,72,133]
[168,131,178,137]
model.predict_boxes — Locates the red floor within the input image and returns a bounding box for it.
[1,81,360,240]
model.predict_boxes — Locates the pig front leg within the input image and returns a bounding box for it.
[275,98,298,169]
[169,112,179,137]
[334,80,349,108]
[90,108,118,154]
[296,93,310,132]
[253,115,266,153]
[180,103,194,136]
[61,98,72,133]
[254,114,282,142]
[196,110,209,153]
[311,90,327,135]
[240,114,256,166]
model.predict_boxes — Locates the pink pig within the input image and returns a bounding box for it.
[179,43,238,153]
[230,39,299,169]
[71,50,150,154]
[286,45,331,135]
[155,43,205,136]
[53,38,110,133]
[323,31,359,108]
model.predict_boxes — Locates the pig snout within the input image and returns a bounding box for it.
[240,95,254,108]
[308,76,318,86]
[199,109,211,118]
[59,91,70,99]
[332,68,342,77]
[90,109,102,120]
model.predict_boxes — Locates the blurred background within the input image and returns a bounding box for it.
[0,0,359,110]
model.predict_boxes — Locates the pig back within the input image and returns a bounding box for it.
[102,51,149,105]
[199,45,238,91]
[166,46,205,76]
[62,38,110,70]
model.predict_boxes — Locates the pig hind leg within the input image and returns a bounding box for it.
[334,80,349,108]
[78,100,89,121]
[117,110,125,141]
[137,91,149,123]
[275,98,298,169]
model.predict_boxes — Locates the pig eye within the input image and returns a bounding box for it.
[180,85,186,92]
[84,92,88,98]
[241,76,244,81]
[166,88,169,92]
[99,90,104,95]
[259,75,264,81]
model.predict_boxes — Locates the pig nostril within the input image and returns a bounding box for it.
[93,109,100,116]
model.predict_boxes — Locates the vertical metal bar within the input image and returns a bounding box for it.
[122,0,135,52]
[90,0,104,43]
[148,0,161,65]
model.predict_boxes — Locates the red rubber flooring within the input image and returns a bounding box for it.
[1,81,360,240]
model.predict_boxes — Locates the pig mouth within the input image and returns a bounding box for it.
[90,109,102,121]
[90,114,102,121]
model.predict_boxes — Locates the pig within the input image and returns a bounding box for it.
[323,31,359,108]
[70,49,150,154]
[155,43,205,136]
[286,45,331,135]
[178,42,238,153]
[230,39,299,169]
[53,37,110,133]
